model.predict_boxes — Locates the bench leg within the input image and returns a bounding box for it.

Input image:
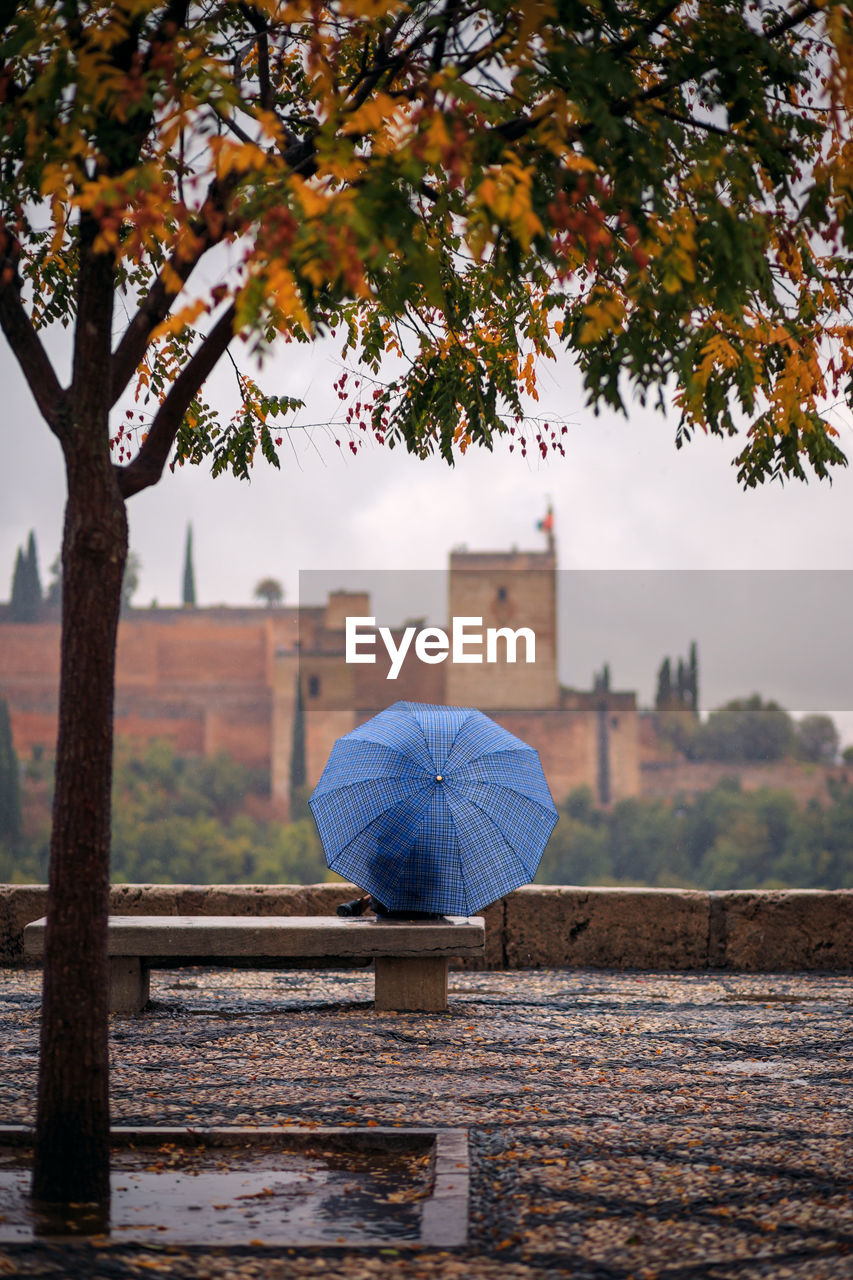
[109,957,149,1013]
[374,957,448,1012]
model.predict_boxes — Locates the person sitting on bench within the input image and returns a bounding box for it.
[336,894,442,920]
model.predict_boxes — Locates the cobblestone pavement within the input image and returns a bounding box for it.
[1,966,851,1279]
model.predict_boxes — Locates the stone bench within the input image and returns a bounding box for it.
[23,914,485,1013]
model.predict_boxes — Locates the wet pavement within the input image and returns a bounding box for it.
[0,965,851,1278]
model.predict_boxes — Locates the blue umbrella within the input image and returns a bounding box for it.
[309,701,558,916]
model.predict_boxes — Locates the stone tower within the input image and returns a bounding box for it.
[445,539,559,710]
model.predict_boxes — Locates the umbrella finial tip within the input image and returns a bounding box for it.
[436,774,443,782]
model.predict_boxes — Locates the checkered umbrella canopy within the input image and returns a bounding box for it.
[309,701,558,916]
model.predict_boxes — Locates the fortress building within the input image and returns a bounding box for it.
[274,534,639,811]
[0,529,640,812]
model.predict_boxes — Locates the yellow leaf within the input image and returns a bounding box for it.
[292,179,331,219]
[41,165,69,199]
[562,152,597,173]
[150,298,208,342]
[343,93,401,136]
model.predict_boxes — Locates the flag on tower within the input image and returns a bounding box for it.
[536,505,554,536]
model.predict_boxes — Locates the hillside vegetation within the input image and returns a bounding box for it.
[2,738,852,890]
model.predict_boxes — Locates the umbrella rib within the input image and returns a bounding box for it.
[440,706,478,771]
[365,795,435,909]
[443,743,544,783]
[443,732,535,773]
[413,788,471,915]
[445,774,558,814]
[313,772,431,798]
[445,788,554,878]
[320,783,435,863]
[453,827,476,917]
[406,702,475,774]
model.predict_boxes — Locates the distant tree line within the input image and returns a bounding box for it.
[0,738,327,886]
[656,694,841,764]
[537,779,853,890]
[7,527,288,615]
[649,645,843,763]
[3,729,853,891]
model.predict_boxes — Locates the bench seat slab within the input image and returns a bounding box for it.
[23,915,484,960]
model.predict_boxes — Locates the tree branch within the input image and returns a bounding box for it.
[116,303,237,499]
[613,0,686,57]
[763,0,823,42]
[495,107,558,143]
[238,3,274,111]
[110,173,240,406]
[345,12,431,112]
[110,264,198,408]
[0,242,67,436]
[430,0,462,72]
[615,0,824,115]
[650,103,739,139]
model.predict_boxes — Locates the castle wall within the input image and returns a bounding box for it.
[481,697,639,807]
[0,624,61,680]
[306,708,359,792]
[272,650,300,808]
[0,623,62,757]
[273,618,446,812]
[0,609,295,768]
[5,583,841,818]
[483,708,596,807]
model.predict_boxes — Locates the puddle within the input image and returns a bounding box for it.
[0,1127,468,1248]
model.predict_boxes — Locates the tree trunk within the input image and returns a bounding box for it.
[31,223,127,1207]
[31,459,128,1207]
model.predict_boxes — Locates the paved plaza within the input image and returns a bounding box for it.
[1,966,851,1278]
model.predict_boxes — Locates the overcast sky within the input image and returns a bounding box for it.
[3,333,853,735]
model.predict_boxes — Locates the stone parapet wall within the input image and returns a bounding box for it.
[1,883,851,971]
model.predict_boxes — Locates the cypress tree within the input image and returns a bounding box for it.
[9,532,43,621]
[26,531,43,612]
[655,657,672,709]
[0,698,21,842]
[688,641,699,714]
[182,525,196,607]
[9,547,27,619]
[289,673,307,818]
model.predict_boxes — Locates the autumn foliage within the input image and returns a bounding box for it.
[2,0,852,487]
[1,0,853,1209]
